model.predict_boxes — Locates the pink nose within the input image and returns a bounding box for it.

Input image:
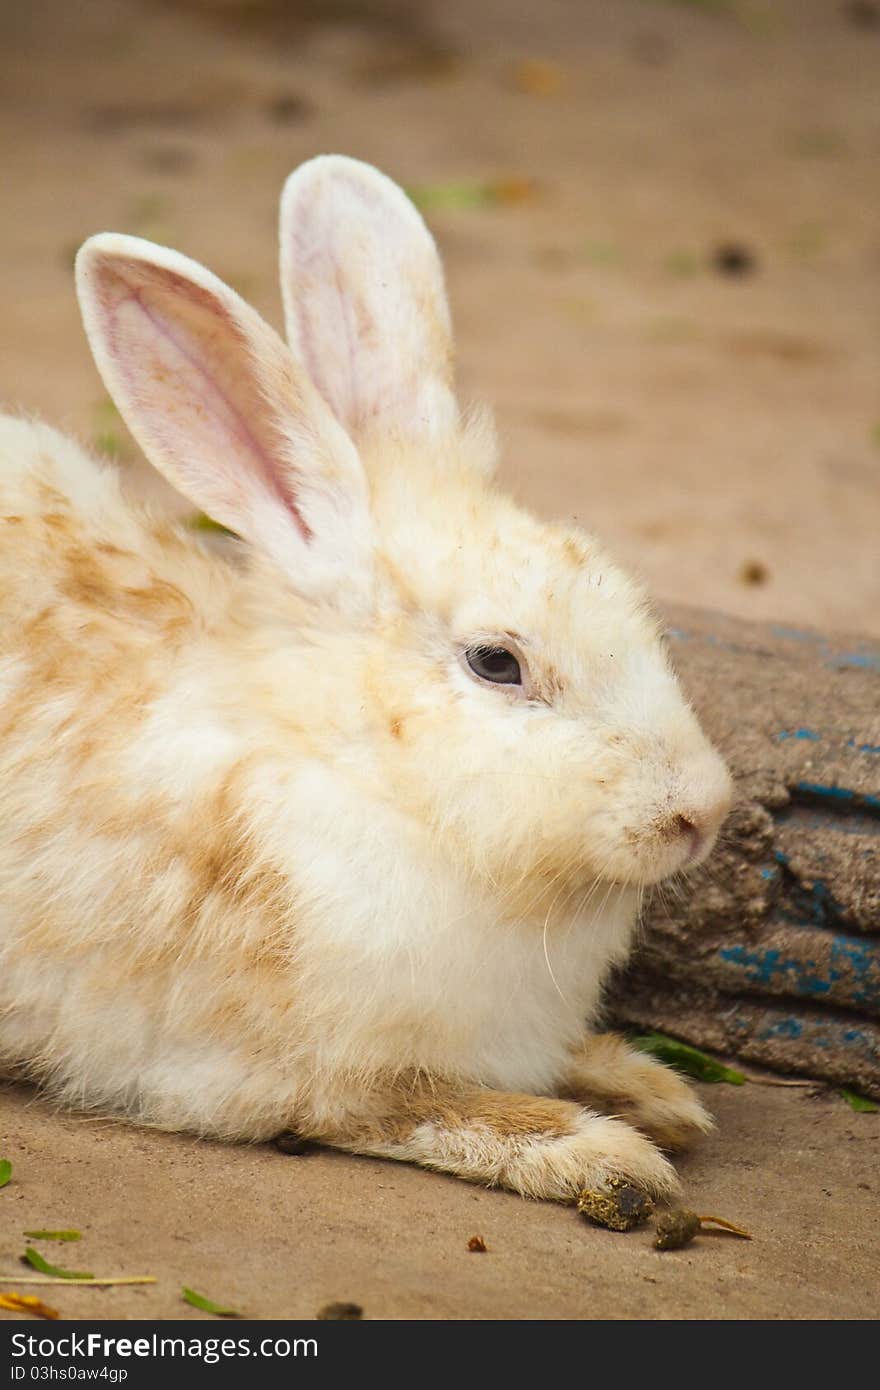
[673,814,704,864]
[670,764,733,866]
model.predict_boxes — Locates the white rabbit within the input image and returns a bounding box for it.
[0,156,731,1201]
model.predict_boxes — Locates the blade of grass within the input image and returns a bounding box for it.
[631,1032,746,1084]
[22,1248,93,1280]
[23,1231,81,1242]
[182,1287,242,1317]
[840,1087,878,1113]
[2,1276,155,1287]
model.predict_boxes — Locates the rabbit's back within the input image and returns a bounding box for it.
[0,415,234,644]
[0,416,306,1133]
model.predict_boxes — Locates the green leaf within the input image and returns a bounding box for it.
[406,178,535,212]
[631,1031,746,1084]
[182,1287,241,1317]
[0,1159,11,1189]
[406,181,493,211]
[188,513,238,538]
[23,1230,82,1242]
[22,1248,93,1280]
[840,1088,878,1113]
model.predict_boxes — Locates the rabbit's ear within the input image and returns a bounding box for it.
[76,234,373,606]
[279,155,458,442]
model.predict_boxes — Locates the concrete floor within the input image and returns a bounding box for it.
[0,0,878,1320]
[1,1078,878,1320]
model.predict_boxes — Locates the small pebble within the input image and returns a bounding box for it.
[711,243,758,277]
[739,559,769,587]
[264,94,313,126]
[317,1302,363,1320]
[467,1235,488,1253]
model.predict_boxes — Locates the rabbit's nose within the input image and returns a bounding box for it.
[672,813,703,864]
[670,761,733,865]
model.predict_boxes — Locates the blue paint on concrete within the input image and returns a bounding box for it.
[771,626,821,645]
[768,622,880,671]
[798,781,856,803]
[750,1013,877,1062]
[842,1027,870,1045]
[758,1017,804,1040]
[847,738,880,756]
[720,945,831,996]
[829,650,880,672]
[809,878,846,927]
[718,934,878,1008]
[760,867,777,880]
[796,783,880,815]
[777,728,822,742]
[830,937,877,1007]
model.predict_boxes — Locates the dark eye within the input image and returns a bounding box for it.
[465,645,522,685]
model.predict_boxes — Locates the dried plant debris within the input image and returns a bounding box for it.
[317,1302,363,1320]
[467,1235,488,1252]
[182,1287,242,1317]
[578,1179,654,1232]
[0,1159,11,1189]
[510,60,566,95]
[631,1032,746,1085]
[7,1276,155,1288]
[654,1209,753,1251]
[0,1292,59,1320]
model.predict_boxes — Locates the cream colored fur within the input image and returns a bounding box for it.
[0,157,731,1201]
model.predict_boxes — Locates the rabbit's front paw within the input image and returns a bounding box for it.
[500,1111,679,1202]
[562,1033,714,1150]
[326,1083,678,1204]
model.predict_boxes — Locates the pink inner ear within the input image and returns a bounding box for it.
[101,261,311,540]
[282,164,457,440]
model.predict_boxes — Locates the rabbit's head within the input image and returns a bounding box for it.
[76,156,731,905]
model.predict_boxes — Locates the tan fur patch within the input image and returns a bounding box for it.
[561,535,590,568]
[322,1074,579,1148]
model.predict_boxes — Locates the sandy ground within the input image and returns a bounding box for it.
[0,0,878,1321]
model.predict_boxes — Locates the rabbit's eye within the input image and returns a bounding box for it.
[465,645,522,685]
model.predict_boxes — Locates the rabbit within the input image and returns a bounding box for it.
[0,155,732,1202]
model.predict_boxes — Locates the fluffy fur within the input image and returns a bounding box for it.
[0,156,732,1201]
